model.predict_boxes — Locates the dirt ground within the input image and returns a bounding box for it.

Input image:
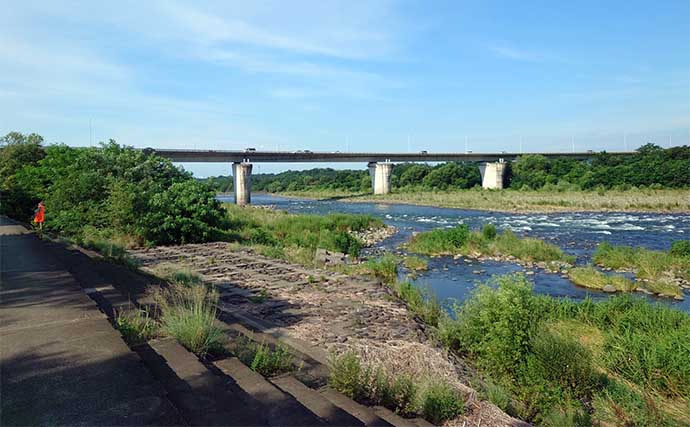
[129,242,528,427]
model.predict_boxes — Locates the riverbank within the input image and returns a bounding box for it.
[270,188,690,213]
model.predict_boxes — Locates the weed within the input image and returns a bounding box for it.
[156,283,225,357]
[568,266,635,291]
[246,341,293,377]
[421,382,465,424]
[114,307,157,345]
[248,289,269,304]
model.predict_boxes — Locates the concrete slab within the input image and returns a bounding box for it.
[0,220,184,426]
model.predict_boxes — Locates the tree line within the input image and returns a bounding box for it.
[205,143,689,193]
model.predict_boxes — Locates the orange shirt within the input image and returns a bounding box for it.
[34,205,45,223]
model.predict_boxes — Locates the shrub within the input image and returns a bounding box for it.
[421,382,464,424]
[156,284,225,356]
[481,223,497,240]
[402,256,428,271]
[442,275,540,378]
[362,255,399,283]
[670,240,690,258]
[328,351,367,400]
[392,282,443,327]
[405,224,469,255]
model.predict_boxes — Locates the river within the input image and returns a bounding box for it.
[218,194,690,312]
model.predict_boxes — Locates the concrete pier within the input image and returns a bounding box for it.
[371,162,393,195]
[479,160,506,189]
[367,162,377,192]
[232,162,253,205]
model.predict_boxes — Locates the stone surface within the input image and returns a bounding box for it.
[602,284,617,293]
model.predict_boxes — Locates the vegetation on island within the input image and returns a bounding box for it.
[405,223,575,266]
[594,241,690,283]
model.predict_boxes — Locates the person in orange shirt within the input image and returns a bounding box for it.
[33,201,45,230]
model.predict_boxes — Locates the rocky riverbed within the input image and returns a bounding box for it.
[129,242,526,426]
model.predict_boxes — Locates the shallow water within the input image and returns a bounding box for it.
[218,194,690,312]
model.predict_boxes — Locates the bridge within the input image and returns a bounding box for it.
[151,148,636,205]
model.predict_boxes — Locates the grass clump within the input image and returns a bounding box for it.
[389,282,443,327]
[328,351,464,423]
[402,255,428,271]
[248,343,293,377]
[406,225,574,265]
[114,307,157,345]
[421,382,465,424]
[568,266,635,291]
[670,240,690,257]
[151,263,203,287]
[156,283,225,357]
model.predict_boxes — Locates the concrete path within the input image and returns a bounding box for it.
[0,217,183,426]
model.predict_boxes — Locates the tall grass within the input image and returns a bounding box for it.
[439,274,690,425]
[235,338,294,377]
[155,283,225,357]
[328,351,464,422]
[151,263,203,287]
[223,203,382,259]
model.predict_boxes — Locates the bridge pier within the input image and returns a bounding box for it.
[232,162,252,205]
[479,160,506,189]
[369,162,393,195]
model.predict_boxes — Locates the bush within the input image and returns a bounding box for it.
[670,240,690,257]
[362,255,399,283]
[156,284,225,356]
[568,266,635,292]
[481,223,497,240]
[442,275,541,378]
[405,224,469,255]
[328,351,367,400]
[421,382,464,424]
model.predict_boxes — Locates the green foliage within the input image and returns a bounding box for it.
[421,382,465,424]
[224,204,378,260]
[441,275,690,424]
[390,281,443,327]
[568,266,635,291]
[156,284,225,357]
[481,223,497,240]
[1,132,229,246]
[407,225,574,264]
[670,240,690,257]
[151,264,203,287]
[402,255,428,271]
[362,254,399,283]
[249,342,293,377]
[114,308,158,345]
[328,352,462,422]
[328,351,367,401]
[406,224,469,255]
[594,241,690,282]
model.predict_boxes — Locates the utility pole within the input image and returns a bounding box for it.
[624,131,628,151]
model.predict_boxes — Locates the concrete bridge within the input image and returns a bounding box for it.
[151,149,635,205]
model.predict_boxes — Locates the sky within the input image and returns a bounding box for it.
[2,0,689,176]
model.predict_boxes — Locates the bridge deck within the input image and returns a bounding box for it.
[150,149,636,163]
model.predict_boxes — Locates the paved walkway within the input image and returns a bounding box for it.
[0,217,182,426]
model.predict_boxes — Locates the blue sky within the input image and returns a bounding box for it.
[2,0,688,176]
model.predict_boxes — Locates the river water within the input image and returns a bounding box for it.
[218,194,690,312]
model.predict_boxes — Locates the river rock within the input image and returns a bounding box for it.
[602,285,617,293]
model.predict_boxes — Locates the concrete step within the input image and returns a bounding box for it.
[373,407,435,427]
[213,357,325,427]
[271,375,364,427]
[319,387,392,427]
[138,338,269,426]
